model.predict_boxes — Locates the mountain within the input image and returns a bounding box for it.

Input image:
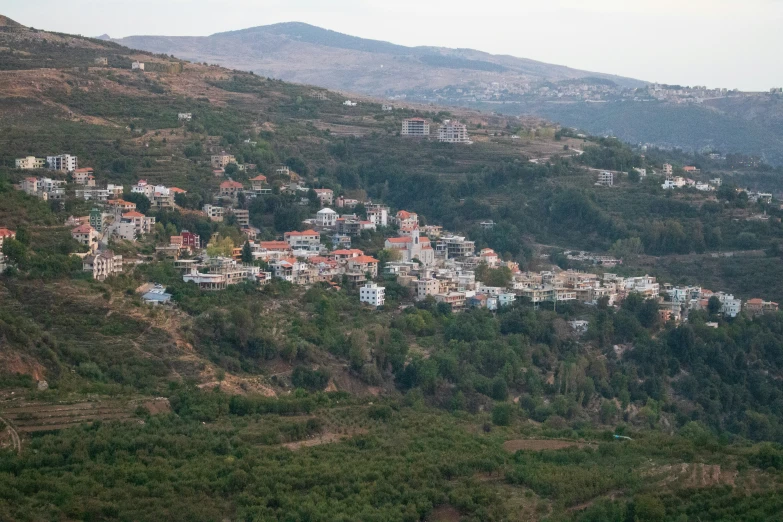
[115,22,646,94]
[0,15,22,28]
[116,22,783,165]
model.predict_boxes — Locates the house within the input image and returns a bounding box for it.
[211,153,236,169]
[316,208,338,227]
[663,163,673,176]
[108,199,136,214]
[313,188,334,206]
[336,196,359,208]
[683,166,700,174]
[122,211,155,236]
[83,251,122,281]
[178,113,192,121]
[479,248,499,267]
[75,187,109,201]
[394,210,418,228]
[384,228,435,265]
[170,230,201,251]
[203,204,224,222]
[131,61,144,71]
[275,166,291,178]
[71,224,100,253]
[480,221,495,230]
[14,156,46,170]
[662,176,687,189]
[250,175,269,191]
[72,168,95,185]
[382,104,393,111]
[330,249,364,261]
[46,154,78,172]
[435,235,475,259]
[434,291,466,311]
[347,255,379,278]
[401,118,430,137]
[359,283,385,307]
[141,285,173,305]
[634,168,647,178]
[284,230,321,251]
[744,298,779,316]
[437,120,470,143]
[597,171,613,186]
[219,180,243,198]
[256,241,293,261]
[94,57,108,65]
[343,100,357,106]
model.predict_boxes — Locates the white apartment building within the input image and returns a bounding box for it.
[284,230,321,251]
[366,204,389,227]
[360,283,385,307]
[402,118,430,137]
[717,293,742,318]
[437,120,470,143]
[83,251,123,281]
[46,154,78,172]
[597,171,614,186]
[15,156,46,170]
[316,208,338,227]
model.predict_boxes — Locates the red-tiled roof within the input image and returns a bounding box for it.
[331,249,364,256]
[351,255,379,264]
[250,175,267,182]
[258,241,290,250]
[73,168,94,174]
[169,187,186,193]
[396,210,412,219]
[71,224,94,234]
[386,237,410,244]
[284,230,319,237]
[220,181,243,189]
[0,228,16,238]
[123,211,145,218]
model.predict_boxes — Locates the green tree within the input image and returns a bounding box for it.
[492,403,515,426]
[241,240,253,264]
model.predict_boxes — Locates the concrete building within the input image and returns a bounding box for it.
[83,251,122,281]
[46,154,78,172]
[211,153,236,169]
[178,113,192,121]
[663,163,673,176]
[131,61,144,71]
[316,208,338,227]
[284,230,321,251]
[437,120,470,143]
[402,118,430,137]
[360,283,385,307]
[313,188,334,206]
[71,224,100,253]
[219,180,243,198]
[416,278,441,301]
[435,235,475,259]
[366,204,389,227]
[597,171,613,186]
[15,156,46,170]
[203,205,224,222]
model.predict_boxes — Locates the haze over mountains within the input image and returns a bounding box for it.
[115,22,783,165]
[115,22,644,94]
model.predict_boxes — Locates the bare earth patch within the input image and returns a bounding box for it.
[503,439,594,452]
[428,505,462,522]
[281,429,368,450]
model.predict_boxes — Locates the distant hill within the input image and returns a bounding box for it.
[0,15,23,28]
[114,22,646,94]
[115,22,783,165]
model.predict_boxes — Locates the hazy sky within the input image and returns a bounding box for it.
[3,0,782,90]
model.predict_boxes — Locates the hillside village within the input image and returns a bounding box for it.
[6,149,779,322]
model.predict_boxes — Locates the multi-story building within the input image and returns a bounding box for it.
[663,163,673,176]
[366,204,389,227]
[313,188,334,206]
[347,255,379,278]
[597,171,613,186]
[229,209,250,227]
[316,208,338,227]
[75,187,110,201]
[284,230,321,252]
[219,180,244,198]
[15,156,46,170]
[211,153,236,169]
[416,278,441,301]
[72,168,95,185]
[360,283,385,307]
[401,118,430,137]
[435,235,475,259]
[46,154,78,173]
[434,291,466,311]
[71,224,100,253]
[437,120,470,143]
[83,250,122,281]
[203,205,224,222]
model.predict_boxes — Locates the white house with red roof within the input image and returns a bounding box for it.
[0,228,16,251]
[394,210,418,228]
[384,227,435,265]
[479,248,500,268]
[347,255,380,278]
[71,224,100,253]
[219,180,244,198]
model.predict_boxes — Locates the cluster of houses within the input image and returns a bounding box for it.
[401,118,471,143]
